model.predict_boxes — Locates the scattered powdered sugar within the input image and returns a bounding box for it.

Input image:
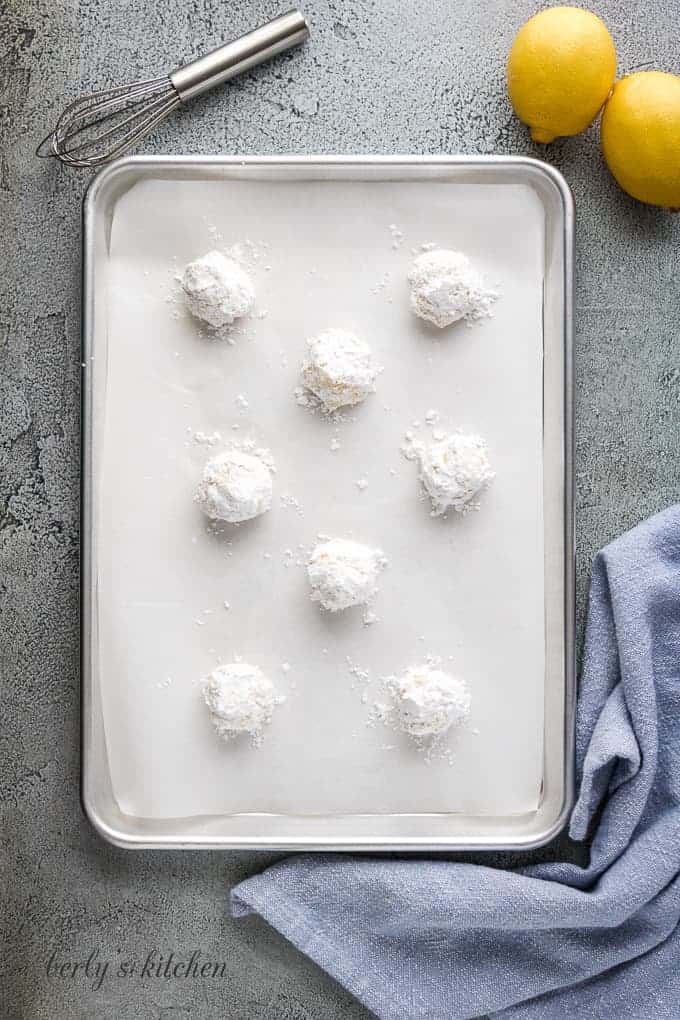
[190,428,222,448]
[279,492,304,516]
[307,537,388,612]
[388,223,405,249]
[371,271,391,295]
[408,249,498,328]
[355,476,369,491]
[346,655,371,686]
[329,435,342,452]
[402,428,494,516]
[202,663,283,746]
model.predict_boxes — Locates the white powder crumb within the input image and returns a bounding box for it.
[194,618,205,627]
[425,408,440,425]
[355,477,369,491]
[402,429,494,516]
[181,251,255,329]
[330,436,341,452]
[362,610,378,627]
[371,272,391,294]
[432,428,446,442]
[203,663,283,745]
[281,662,291,673]
[195,445,274,523]
[279,492,304,516]
[408,249,498,328]
[300,329,380,412]
[193,429,222,447]
[308,538,387,612]
[347,656,371,685]
[223,601,231,610]
[388,223,404,249]
[235,394,249,411]
[156,676,173,690]
[263,552,272,560]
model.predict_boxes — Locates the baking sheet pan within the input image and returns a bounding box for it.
[82,156,574,849]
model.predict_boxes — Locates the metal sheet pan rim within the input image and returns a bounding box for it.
[81,154,575,852]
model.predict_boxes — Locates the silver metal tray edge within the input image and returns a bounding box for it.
[81,154,575,852]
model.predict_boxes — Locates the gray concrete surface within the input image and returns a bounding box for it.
[1,1,679,1017]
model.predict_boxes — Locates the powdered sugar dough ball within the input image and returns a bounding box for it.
[195,447,273,523]
[301,329,379,412]
[406,431,494,515]
[408,249,497,328]
[181,250,255,328]
[391,664,471,738]
[203,663,282,742]
[307,537,387,612]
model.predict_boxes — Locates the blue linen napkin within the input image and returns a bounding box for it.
[231,505,680,1019]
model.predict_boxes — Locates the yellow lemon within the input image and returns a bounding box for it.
[507,6,616,143]
[601,71,680,210]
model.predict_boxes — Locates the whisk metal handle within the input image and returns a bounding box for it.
[170,9,309,103]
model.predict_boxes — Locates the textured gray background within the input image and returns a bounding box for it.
[1,1,678,1018]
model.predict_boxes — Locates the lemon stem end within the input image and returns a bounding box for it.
[530,126,558,144]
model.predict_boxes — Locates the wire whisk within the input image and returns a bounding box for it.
[37,10,309,169]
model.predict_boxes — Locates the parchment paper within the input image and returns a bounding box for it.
[97,174,545,820]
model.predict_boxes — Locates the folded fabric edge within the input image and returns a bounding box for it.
[230,880,391,1020]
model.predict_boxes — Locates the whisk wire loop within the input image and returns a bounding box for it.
[36,10,309,169]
